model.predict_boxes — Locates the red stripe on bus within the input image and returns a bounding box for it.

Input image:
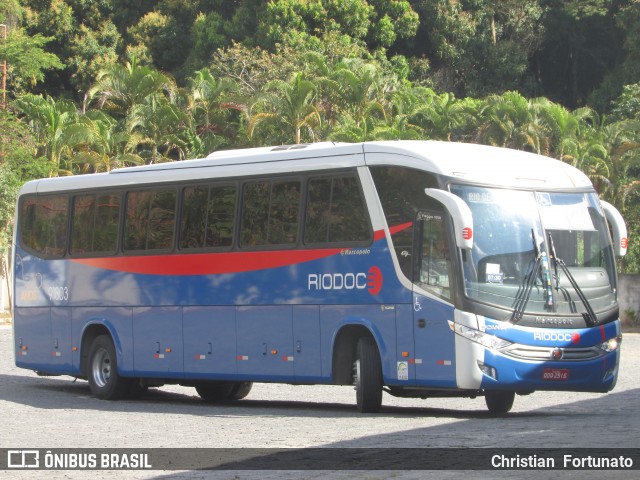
[68,227,398,275]
[71,248,342,275]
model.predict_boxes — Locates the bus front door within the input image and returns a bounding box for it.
[412,211,456,387]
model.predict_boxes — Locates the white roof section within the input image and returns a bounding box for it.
[21,141,593,195]
[363,141,593,189]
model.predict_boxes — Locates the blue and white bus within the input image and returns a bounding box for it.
[12,141,628,413]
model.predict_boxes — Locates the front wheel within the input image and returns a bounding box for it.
[87,335,131,400]
[353,337,383,413]
[485,391,515,414]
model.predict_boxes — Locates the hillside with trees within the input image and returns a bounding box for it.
[1,0,639,272]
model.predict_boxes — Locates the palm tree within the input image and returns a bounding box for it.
[69,111,144,173]
[598,120,640,212]
[405,89,479,141]
[186,68,243,154]
[126,96,190,164]
[329,59,392,135]
[477,92,550,154]
[14,94,89,176]
[248,72,320,145]
[86,56,177,120]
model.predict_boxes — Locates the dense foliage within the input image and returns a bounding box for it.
[1,0,639,272]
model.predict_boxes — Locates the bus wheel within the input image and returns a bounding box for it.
[87,335,130,400]
[228,382,253,400]
[195,382,235,403]
[353,337,383,413]
[485,391,515,414]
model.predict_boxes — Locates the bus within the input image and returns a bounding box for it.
[12,141,628,413]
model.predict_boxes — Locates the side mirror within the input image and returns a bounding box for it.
[425,188,473,249]
[600,200,628,257]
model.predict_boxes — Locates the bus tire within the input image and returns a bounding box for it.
[195,382,235,403]
[228,382,253,400]
[485,391,515,414]
[354,337,383,413]
[87,335,131,400]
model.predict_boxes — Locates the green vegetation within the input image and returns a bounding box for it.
[1,0,639,272]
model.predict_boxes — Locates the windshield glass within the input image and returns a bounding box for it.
[450,185,617,318]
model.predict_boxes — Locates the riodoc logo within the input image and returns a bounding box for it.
[533,332,581,344]
[308,266,383,295]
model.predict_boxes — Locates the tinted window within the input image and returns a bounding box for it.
[124,189,176,252]
[241,180,300,247]
[370,166,439,278]
[415,211,452,300]
[71,192,120,256]
[20,195,69,258]
[180,184,236,249]
[304,176,370,245]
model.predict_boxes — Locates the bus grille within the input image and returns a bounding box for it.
[502,344,603,362]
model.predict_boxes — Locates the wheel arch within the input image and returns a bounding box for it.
[79,320,123,377]
[331,322,383,385]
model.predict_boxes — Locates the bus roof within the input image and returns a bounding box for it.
[20,141,593,195]
[361,141,592,189]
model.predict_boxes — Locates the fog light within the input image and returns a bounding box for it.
[478,361,497,380]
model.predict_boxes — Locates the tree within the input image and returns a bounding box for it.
[14,93,88,175]
[68,110,143,173]
[407,90,479,141]
[68,20,121,94]
[126,95,190,163]
[0,3,64,100]
[477,92,551,154]
[248,72,321,145]
[598,119,640,212]
[255,0,418,52]
[86,57,176,119]
[329,59,394,136]
[411,0,545,96]
[186,68,243,154]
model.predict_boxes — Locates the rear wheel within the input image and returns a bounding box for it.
[196,382,253,402]
[485,391,515,414]
[228,382,253,400]
[353,337,383,413]
[87,335,131,400]
[195,382,235,402]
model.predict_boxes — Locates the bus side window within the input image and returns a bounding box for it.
[180,184,236,250]
[20,195,69,258]
[71,192,120,256]
[124,189,176,252]
[304,175,371,245]
[415,211,452,300]
[240,179,301,248]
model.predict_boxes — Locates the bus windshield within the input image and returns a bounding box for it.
[450,185,617,319]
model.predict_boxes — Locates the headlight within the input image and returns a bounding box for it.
[450,322,512,350]
[598,335,622,353]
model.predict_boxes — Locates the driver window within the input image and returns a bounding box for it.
[415,211,452,300]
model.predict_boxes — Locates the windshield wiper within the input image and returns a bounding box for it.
[511,229,553,323]
[547,232,598,327]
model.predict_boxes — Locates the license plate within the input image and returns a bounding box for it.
[542,368,570,381]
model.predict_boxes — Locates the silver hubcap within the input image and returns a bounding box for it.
[91,347,111,388]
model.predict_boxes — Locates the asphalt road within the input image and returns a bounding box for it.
[1,324,638,479]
